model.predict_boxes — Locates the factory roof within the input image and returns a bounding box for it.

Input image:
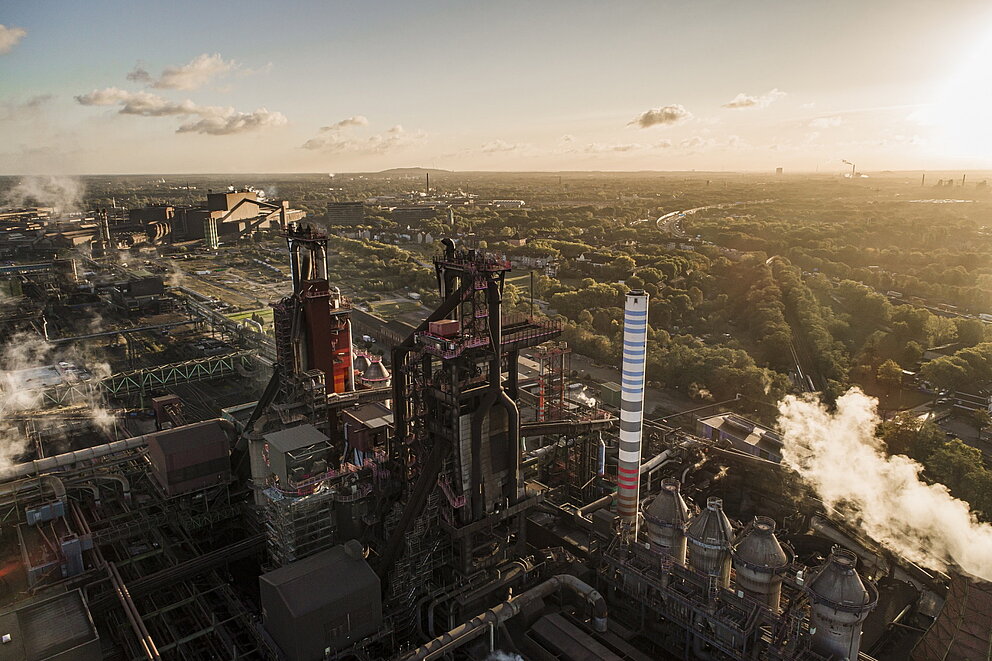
[259,541,378,618]
[149,419,229,455]
[343,402,393,430]
[0,589,99,661]
[264,424,330,454]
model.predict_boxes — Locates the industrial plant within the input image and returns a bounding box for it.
[0,200,988,661]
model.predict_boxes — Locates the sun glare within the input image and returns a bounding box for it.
[928,25,992,161]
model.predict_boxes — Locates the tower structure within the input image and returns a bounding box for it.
[242,224,354,504]
[271,224,354,396]
[618,290,649,533]
[381,239,561,586]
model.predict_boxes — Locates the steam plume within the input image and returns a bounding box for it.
[2,175,85,215]
[0,331,119,471]
[778,388,992,580]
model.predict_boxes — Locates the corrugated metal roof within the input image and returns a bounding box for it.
[0,589,99,661]
[149,419,229,455]
[263,424,329,454]
[913,574,992,661]
[260,541,378,618]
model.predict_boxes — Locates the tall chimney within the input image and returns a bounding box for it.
[617,290,649,531]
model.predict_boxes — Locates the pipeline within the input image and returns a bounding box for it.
[401,574,607,661]
[109,562,161,660]
[0,418,236,483]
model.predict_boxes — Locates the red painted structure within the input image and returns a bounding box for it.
[272,224,354,395]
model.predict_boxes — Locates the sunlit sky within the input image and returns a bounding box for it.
[3,0,992,174]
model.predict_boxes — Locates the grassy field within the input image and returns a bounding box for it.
[370,300,424,317]
[227,308,275,323]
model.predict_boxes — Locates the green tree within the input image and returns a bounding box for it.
[955,318,986,348]
[878,414,945,461]
[876,359,903,393]
[927,439,984,494]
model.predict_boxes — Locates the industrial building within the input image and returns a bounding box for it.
[325,201,365,225]
[0,218,985,661]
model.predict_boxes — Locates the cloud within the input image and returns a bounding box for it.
[629,104,691,128]
[320,115,369,132]
[75,87,286,135]
[584,142,643,153]
[1,94,55,120]
[810,116,843,128]
[722,88,786,109]
[0,24,27,54]
[126,66,152,84]
[302,122,425,153]
[125,53,236,90]
[679,136,715,150]
[176,108,287,135]
[481,139,525,153]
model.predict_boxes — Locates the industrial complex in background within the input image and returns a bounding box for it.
[0,189,989,661]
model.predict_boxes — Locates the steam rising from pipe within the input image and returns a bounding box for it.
[0,331,118,472]
[778,388,992,581]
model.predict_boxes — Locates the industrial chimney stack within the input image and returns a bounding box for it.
[617,290,649,533]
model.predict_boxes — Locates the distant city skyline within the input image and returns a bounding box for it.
[2,0,992,174]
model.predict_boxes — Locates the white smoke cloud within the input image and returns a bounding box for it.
[2,175,85,214]
[75,87,286,135]
[0,24,27,55]
[0,331,121,471]
[486,653,523,661]
[778,388,992,581]
[629,104,692,128]
[722,88,786,109]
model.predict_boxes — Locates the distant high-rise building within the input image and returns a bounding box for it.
[326,201,365,225]
[776,167,783,175]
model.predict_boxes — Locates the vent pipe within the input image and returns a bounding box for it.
[617,290,649,532]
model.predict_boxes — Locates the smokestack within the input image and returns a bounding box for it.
[617,290,649,532]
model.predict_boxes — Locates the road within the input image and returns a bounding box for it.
[655,199,775,236]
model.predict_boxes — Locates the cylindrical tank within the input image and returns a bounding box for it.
[642,478,689,565]
[805,547,878,660]
[617,290,649,530]
[732,516,792,611]
[360,358,391,388]
[353,352,371,374]
[687,496,734,587]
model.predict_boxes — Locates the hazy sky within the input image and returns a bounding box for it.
[2,0,992,174]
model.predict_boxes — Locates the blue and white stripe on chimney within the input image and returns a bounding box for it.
[618,289,649,529]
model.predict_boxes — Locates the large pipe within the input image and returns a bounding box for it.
[401,574,607,661]
[0,418,236,482]
[0,436,150,482]
[617,290,649,531]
